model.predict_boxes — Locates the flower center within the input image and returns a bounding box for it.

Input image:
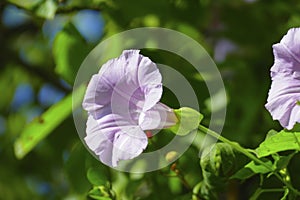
[145,130,153,138]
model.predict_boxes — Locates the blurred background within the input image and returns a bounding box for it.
[1,0,300,199]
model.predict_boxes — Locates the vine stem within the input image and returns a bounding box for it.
[198,124,300,196]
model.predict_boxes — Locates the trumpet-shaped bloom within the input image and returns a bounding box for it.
[82,50,177,167]
[265,28,300,129]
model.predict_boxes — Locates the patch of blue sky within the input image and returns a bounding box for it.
[11,83,34,111]
[72,10,104,43]
[38,84,65,107]
[42,15,69,42]
[2,5,31,28]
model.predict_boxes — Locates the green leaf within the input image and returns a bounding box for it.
[231,167,254,180]
[244,160,274,174]
[7,0,42,9]
[89,196,112,200]
[88,186,112,200]
[255,130,300,158]
[14,84,85,159]
[87,167,109,186]
[265,129,278,139]
[169,107,203,136]
[8,0,57,19]
[272,152,296,170]
[231,159,274,180]
[192,182,202,200]
[65,142,90,193]
[201,143,238,177]
[0,67,29,113]
[7,113,26,137]
[35,0,57,19]
[199,143,239,200]
[53,23,92,84]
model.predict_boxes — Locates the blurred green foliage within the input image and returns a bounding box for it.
[1,0,300,199]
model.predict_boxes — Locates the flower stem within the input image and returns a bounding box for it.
[170,163,192,191]
[198,125,262,163]
[198,124,300,196]
[260,188,286,193]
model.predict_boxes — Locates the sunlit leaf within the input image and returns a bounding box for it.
[231,159,274,180]
[89,196,112,200]
[14,84,85,159]
[7,0,42,9]
[35,0,57,19]
[256,130,300,158]
[88,186,112,200]
[53,23,92,84]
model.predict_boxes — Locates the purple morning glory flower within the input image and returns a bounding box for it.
[82,50,178,167]
[265,28,300,130]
